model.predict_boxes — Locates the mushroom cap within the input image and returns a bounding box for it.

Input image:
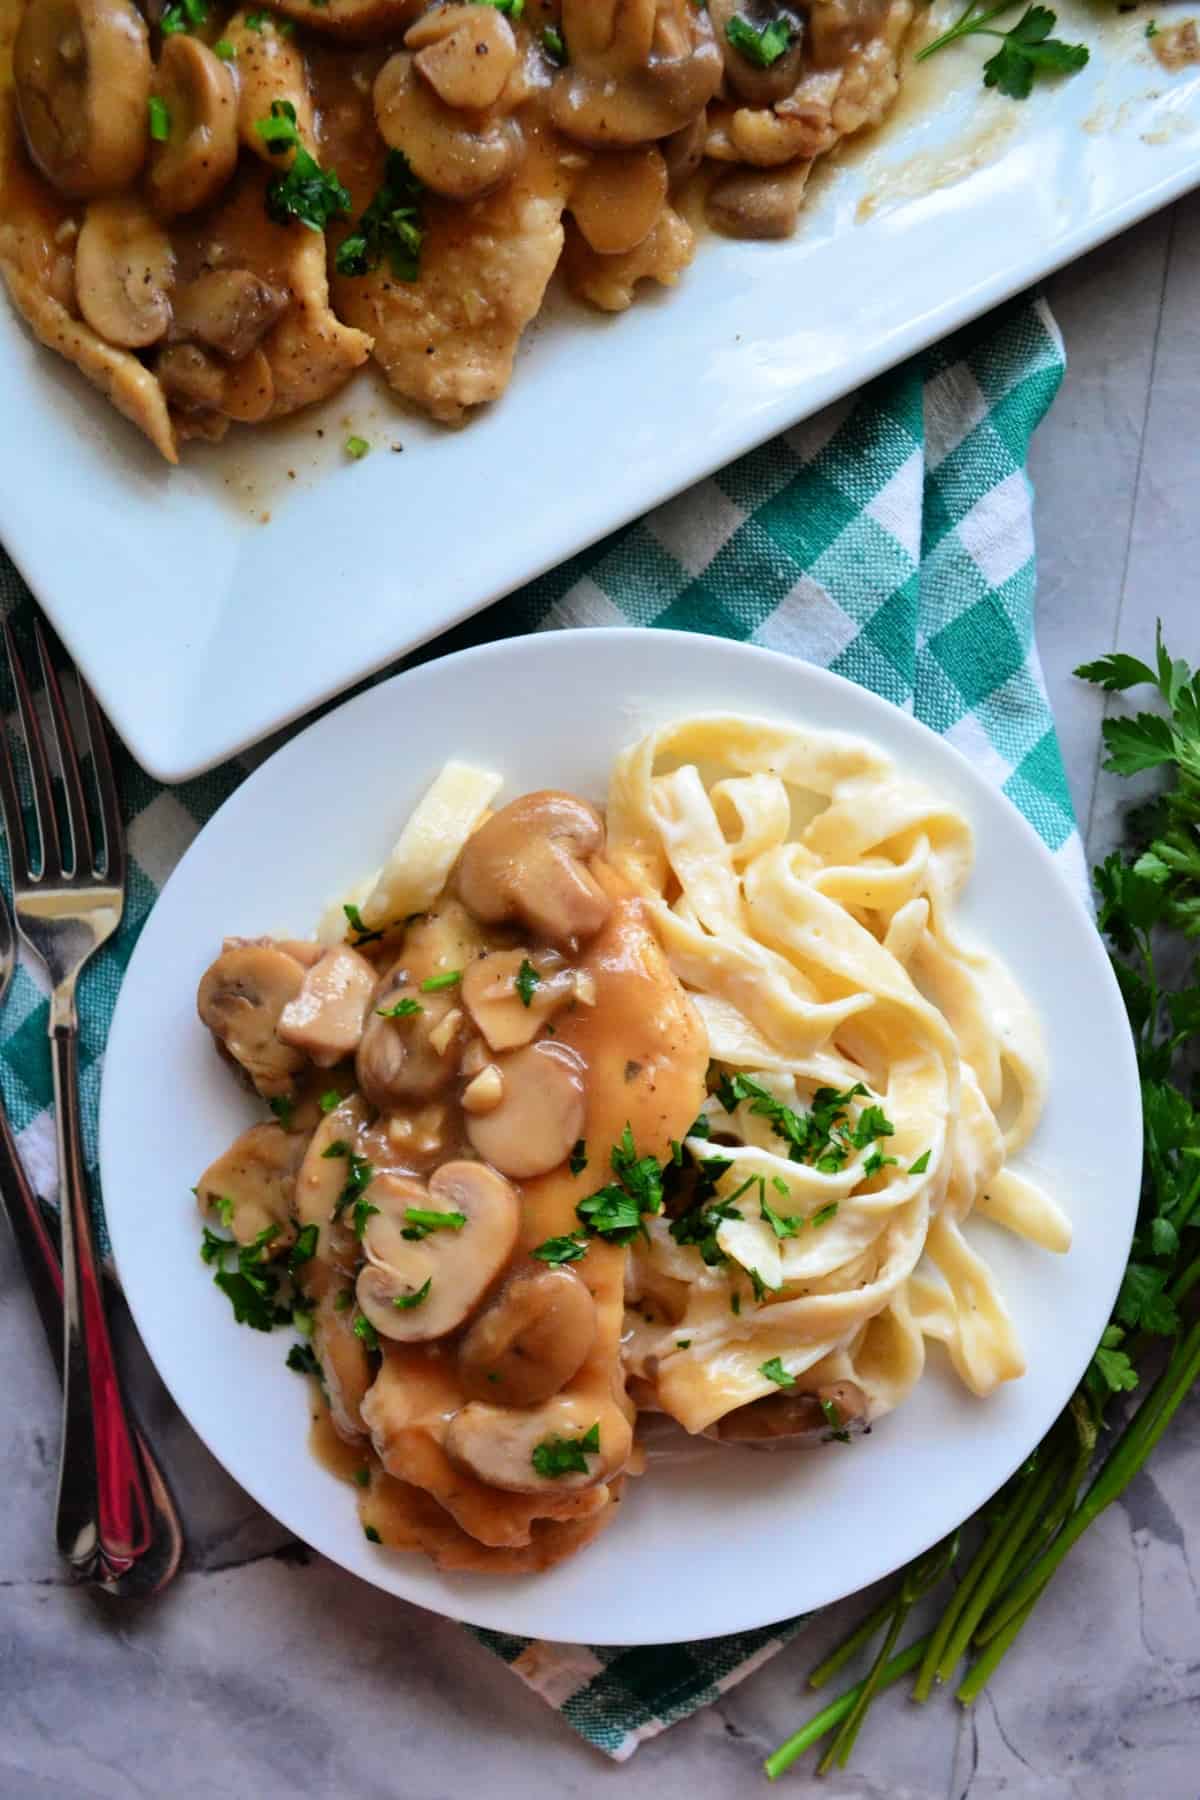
[197,942,309,1098]
[74,193,173,350]
[407,2,519,111]
[550,0,723,147]
[195,1120,304,1250]
[278,945,377,1068]
[708,1381,868,1446]
[356,1161,520,1342]
[147,34,238,219]
[356,967,464,1108]
[463,1040,586,1180]
[14,0,150,198]
[443,1394,631,1495]
[293,1093,372,1275]
[313,1287,374,1440]
[708,0,807,105]
[706,161,812,241]
[458,1262,597,1406]
[169,269,289,361]
[456,790,612,950]
[374,51,524,200]
[570,147,668,257]
[460,947,576,1054]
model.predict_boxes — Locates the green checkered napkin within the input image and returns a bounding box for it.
[0,294,1079,1760]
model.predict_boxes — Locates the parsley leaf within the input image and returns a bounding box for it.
[909,1149,932,1175]
[915,0,1088,97]
[569,1138,588,1176]
[288,1223,319,1271]
[269,1094,295,1132]
[421,969,462,992]
[532,1233,589,1265]
[286,1341,321,1377]
[343,901,383,945]
[821,1397,852,1443]
[335,149,424,282]
[760,1356,796,1388]
[576,1124,664,1243]
[531,1421,600,1477]
[515,958,541,1008]
[401,1207,466,1238]
[760,1191,802,1239]
[352,1312,380,1349]
[725,13,794,66]
[160,0,207,32]
[377,997,423,1018]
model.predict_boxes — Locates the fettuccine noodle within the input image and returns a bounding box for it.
[607,714,1069,1438]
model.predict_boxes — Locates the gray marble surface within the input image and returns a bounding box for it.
[4,194,1200,1800]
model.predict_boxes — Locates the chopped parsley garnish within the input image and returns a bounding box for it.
[731,1291,742,1316]
[480,0,524,13]
[352,1312,380,1349]
[352,1198,380,1238]
[909,1149,932,1175]
[515,958,541,1007]
[568,1138,588,1176]
[200,1224,230,1265]
[401,1207,466,1239]
[319,1089,341,1114]
[760,1356,796,1389]
[363,1524,382,1543]
[254,101,351,233]
[715,1072,893,1174]
[420,969,462,992]
[810,1202,839,1228]
[330,1151,374,1221]
[725,12,794,67]
[541,23,566,62]
[160,0,206,31]
[148,96,171,142]
[214,36,235,57]
[345,435,369,460]
[335,149,424,282]
[821,1397,852,1443]
[292,1306,312,1336]
[244,8,268,25]
[676,1338,691,1349]
[376,997,423,1018]
[532,1233,589,1265]
[343,901,383,945]
[215,1195,235,1228]
[688,1112,712,1140]
[321,1139,350,1159]
[392,1277,432,1311]
[269,1094,295,1131]
[286,1341,321,1377]
[333,1288,353,1313]
[760,1190,802,1239]
[288,1223,319,1271]
[914,0,1088,98]
[531,1421,599,1478]
[352,1466,371,1488]
[209,1224,291,1332]
[576,1124,664,1243]
[748,1267,775,1302]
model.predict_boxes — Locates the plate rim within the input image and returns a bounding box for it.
[98,628,1143,1642]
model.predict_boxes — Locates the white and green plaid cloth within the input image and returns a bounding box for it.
[0,293,1080,1761]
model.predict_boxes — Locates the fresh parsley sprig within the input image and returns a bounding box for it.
[915,0,1088,98]
[255,100,351,234]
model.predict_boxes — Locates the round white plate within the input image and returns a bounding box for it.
[100,630,1141,1645]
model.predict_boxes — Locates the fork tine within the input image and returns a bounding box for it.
[79,678,126,890]
[0,692,33,888]
[2,619,61,880]
[34,622,95,878]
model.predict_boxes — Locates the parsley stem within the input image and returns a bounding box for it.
[976,1319,1200,1645]
[933,1445,1068,1683]
[1169,1253,1200,1305]
[808,1591,902,1690]
[913,0,1021,58]
[763,1635,930,1780]
[912,1474,1028,1700]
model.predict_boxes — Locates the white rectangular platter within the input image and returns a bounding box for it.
[1,2,1196,781]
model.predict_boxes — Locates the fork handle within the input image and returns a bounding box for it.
[51,1020,179,1592]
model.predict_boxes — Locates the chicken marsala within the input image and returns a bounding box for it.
[1,0,913,457]
[195,783,710,1572]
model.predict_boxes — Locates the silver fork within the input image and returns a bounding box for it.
[0,618,183,1595]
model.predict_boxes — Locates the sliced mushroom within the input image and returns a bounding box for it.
[550,0,723,147]
[155,341,275,422]
[74,194,172,349]
[661,108,707,188]
[708,0,807,104]
[463,1041,586,1180]
[356,1162,520,1342]
[169,270,289,361]
[460,948,576,1053]
[147,35,238,218]
[708,1381,869,1446]
[374,50,524,199]
[197,941,309,1098]
[293,1093,372,1273]
[706,160,812,240]
[444,1394,631,1495]
[407,2,519,111]
[14,0,150,198]
[356,967,464,1108]
[230,9,317,160]
[195,1120,304,1249]
[312,1287,373,1440]
[277,945,376,1068]
[570,146,668,256]
[456,791,611,950]
[458,1263,597,1406]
